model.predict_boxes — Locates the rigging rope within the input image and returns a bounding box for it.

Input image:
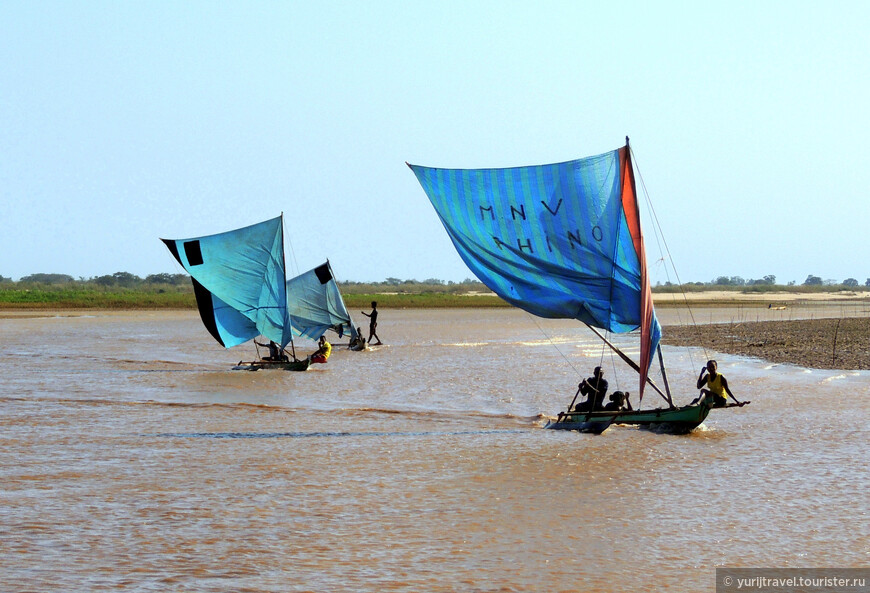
[523,311,584,379]
[629,146,711,364]
[523,311,623,409]
[283,217,300,279]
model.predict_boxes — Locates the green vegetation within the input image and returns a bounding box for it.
[0,287,195,309]
[343,292,507,309]
[0,273,194,309]
[335,278,508,307]
[0,274,503,309]
[0,272,867,310]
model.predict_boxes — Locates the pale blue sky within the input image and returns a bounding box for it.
[2,1,868,284]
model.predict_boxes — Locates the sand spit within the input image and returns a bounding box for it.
[663,317,870,370]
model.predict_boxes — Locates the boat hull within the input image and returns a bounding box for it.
[233,358,312,372]
[544,402,713,435]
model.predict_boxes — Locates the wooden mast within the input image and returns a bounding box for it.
[657,345,674,407]
[584,324,672,406]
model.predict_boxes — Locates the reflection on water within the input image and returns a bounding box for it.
[1,309,868,591]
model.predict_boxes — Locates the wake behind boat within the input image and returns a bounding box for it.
[408,138,749,433]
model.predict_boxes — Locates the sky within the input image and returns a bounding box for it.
[1,1,868,285]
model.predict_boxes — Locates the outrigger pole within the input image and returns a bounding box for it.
[584,324,673,407]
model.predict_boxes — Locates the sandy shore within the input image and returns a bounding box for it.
[663,317,869,370]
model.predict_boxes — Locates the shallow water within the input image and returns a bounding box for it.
[1,309,868,592]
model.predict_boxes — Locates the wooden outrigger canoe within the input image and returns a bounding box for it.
[544,401,748,435]
[409,139,753,437]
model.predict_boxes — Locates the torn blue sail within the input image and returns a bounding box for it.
[286,261,358,341]
[161,216,294,349]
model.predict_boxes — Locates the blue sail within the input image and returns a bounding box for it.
[161,216,293,349]
[408,145,661,399]
[286,261,358,341]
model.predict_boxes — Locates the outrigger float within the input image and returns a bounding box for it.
[233,358,312,372]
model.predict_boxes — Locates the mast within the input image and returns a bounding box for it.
[656,345,674,407]
[621,135,659,403]
[625,137,673,408]
[585,324,672,406]
[280,212,298,361]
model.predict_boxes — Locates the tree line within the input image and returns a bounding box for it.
[659,274,870,288]
[0,272,191,288]
[0,273,491,294]
[2,272,868,291]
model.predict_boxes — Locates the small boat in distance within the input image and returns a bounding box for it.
[408,138,748,433]
[162,215,355,371]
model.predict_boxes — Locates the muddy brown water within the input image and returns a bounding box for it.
[1,309,867,591]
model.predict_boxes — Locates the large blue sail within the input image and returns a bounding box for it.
[408,145,661,398]
[161,216,293,349]
[286,261,358,341]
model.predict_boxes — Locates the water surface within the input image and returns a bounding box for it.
[1,309,867,592]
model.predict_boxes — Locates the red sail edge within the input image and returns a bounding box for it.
[619,145,655,402]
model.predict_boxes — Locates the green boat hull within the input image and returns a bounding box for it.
[545,402,714,435]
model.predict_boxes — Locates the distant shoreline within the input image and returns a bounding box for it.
[1,289,867,311]
[655,289,870,306]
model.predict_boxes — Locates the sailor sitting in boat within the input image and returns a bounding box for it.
[574,367,608,412]
[348,327,367,351]
[603,391,632,412]
[255,340,288,362]
[693,359,744,407]
[309,336,332,364]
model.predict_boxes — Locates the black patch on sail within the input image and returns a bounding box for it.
[161,239,182,266]
[191,278,226,347]
[184,241,204,266]
[314,263,332,285]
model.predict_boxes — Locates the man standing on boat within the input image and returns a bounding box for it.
[696,360,744,407]
[576,367,608,411]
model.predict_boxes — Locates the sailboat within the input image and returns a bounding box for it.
[161,215,355,371]
[407,138,748,434]
[286,260,358,343]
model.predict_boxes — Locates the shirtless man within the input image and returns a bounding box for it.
[361,301,382,345]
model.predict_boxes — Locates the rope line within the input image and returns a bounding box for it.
[630,145,710,364]
[523,311,584,379]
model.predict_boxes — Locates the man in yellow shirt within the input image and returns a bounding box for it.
[310,336,332,364]
[696,359,744,407]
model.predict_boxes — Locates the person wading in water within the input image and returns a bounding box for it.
[361,301,382,345]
